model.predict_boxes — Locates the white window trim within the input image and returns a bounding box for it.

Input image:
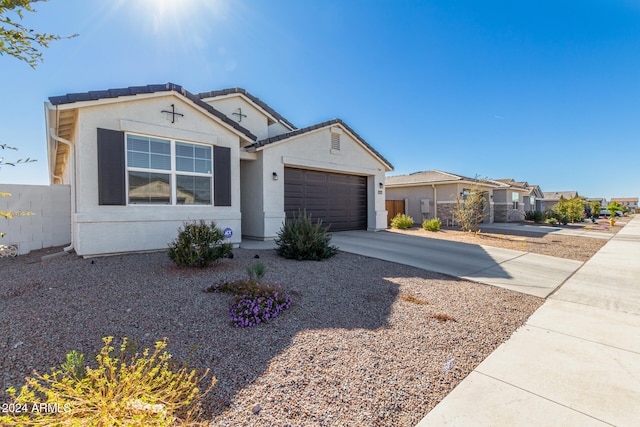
[125,132,213,206]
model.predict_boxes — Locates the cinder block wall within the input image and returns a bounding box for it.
[0,184,71,255]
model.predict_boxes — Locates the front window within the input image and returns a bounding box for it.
[126,134,212,205]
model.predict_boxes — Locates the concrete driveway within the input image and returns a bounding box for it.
[330,230,583,298]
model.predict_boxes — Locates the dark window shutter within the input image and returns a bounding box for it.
[213,146,231,206]
[97,128,126,206]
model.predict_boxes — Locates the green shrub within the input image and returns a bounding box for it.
[246,262,266,281]
[545,217,558,225]
[275,210,338,261]
[422,217,441,231]
[390,213,414,229]
[525,210,544,223]
[168,220,232,268]
[0,337,215,426]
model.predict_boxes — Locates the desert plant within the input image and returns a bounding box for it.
[590,201,602,218]
[246,261,266,281]
[0,337,216,426]
[422,217,441,231]
[606,201,623,217]
[390,213,414,229]
[168,220,232,268]
[545,217,558,225]
[524,210,544,223]
[275,210,338,261]
[453,184,488,232]
[206,277,292,328]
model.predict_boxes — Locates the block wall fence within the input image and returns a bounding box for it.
[0,184,71,256]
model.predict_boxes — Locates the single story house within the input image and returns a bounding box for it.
[45,83,393,256]
[610,197,638,212]
[524,185,544,212]
[540,191,579,212]
[385,170,497,225]
[490,179,534,222]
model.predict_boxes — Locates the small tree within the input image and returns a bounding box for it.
[1,0,77,68]
[590,200,602,218]
[454,186,488,233]
[606,201,623,218]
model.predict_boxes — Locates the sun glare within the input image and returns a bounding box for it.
[136,0,230,34]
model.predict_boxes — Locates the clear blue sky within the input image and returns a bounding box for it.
[1,0,638,200]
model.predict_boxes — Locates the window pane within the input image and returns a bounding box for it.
[176,142,211,173]
[175,143,194,157]
[150,153,171,170]
[194,159,211,173]
[128,172,170,204]
[176,175,211,205]
[128,151,149,169]
[127,135,149,152]
[150,138,171,154]
[127,135,170,170]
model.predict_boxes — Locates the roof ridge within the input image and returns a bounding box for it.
[249,118,393,170]
[48,82,257,141]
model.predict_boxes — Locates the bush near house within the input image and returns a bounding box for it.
[168,220,232,268]
[390,213,414,229]
[0,337,215,426]
[422,218,442,231]
[275,210,338,261]
[524,210,544,223]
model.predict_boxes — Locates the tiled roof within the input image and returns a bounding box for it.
[386,170,485,186]
[197,88,297,130]
[543,191,578,200]
[49,83,258,141]
[247,118,393,170]
[610,197,638,202]
[493,178,529,189]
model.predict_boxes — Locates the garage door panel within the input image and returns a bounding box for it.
[284,167,367,232]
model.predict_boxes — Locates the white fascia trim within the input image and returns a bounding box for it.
[281,155,380,176]
[53,92,254,144]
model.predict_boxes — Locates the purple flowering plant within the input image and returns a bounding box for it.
[204,264,292,327]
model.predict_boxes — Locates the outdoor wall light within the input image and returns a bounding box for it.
[272,172,278,181]
[379,182,384,189]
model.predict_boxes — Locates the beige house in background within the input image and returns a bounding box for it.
[540,191,579,212]
[610,197,638,212]
[385,170,496,225]
[491,179,534,222]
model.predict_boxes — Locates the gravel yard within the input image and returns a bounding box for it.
[1,246,543,426]
[388,220,619,262]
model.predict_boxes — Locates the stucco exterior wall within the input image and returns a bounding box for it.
[0,184,71,255]
[67,95,243,256]
[256,125,388,238]
[204,96,270,140]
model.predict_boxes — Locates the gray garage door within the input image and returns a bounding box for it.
[284,167,367,231]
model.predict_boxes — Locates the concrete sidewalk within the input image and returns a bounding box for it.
[331,231,582,298]
[417,215,640,426]
[479,221,614,240]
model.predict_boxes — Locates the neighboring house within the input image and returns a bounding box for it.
[45,83,393,256]
[540,191,579,212]
[385,170,497,225]
[610,197,639,212]
[490,179,532,222]
[524,184,544,212]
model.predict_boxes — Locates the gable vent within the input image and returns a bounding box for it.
[331,133,341,150]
